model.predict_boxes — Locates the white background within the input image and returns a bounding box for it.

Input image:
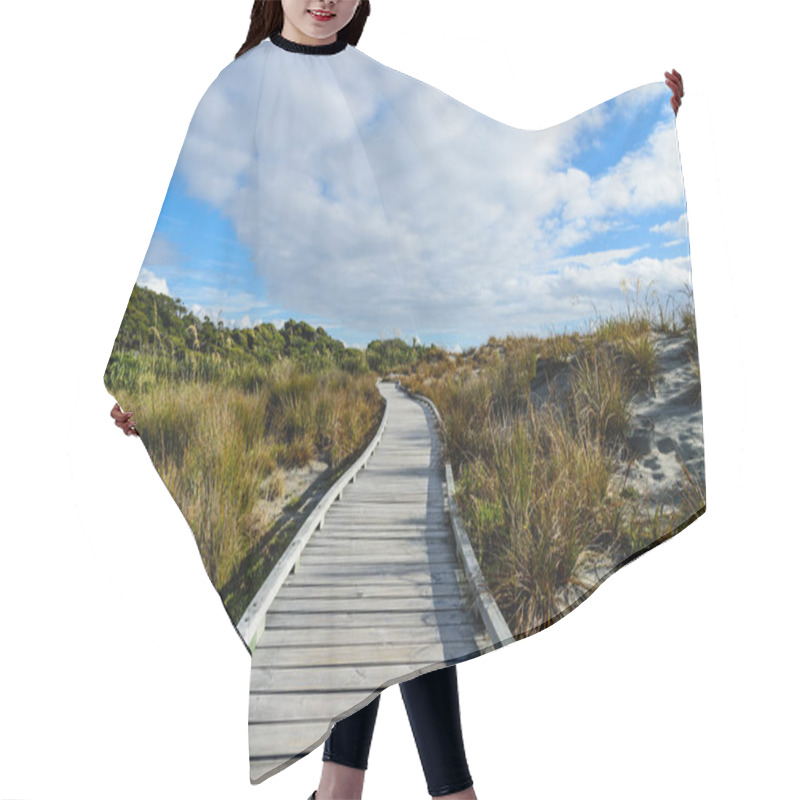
[1,1,795,798]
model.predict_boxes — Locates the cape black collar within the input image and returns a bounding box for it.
[269,31,348,55]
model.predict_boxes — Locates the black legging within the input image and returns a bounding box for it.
[323,664,474,797]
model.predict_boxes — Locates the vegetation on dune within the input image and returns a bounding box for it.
[393,279,704,635]
[104,278,704,635]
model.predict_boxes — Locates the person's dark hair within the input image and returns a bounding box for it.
[236,0,371,59]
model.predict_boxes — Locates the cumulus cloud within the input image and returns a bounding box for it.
[164,44,686,345]
[651,212,689,239]
[136,267,170,296]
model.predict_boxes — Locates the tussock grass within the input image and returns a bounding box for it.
[399,283,703,634]
[108,280,703,633]
[110,357,382,617]
[568,342,632,447]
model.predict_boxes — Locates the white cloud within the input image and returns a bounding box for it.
[612,81,669,117]
[136,267,170,296]
[550,246,644,269]
[187,302,219,324]
[651,211,689,239]
[142,233,180,270]
[560,122,684,221]
[169,44,686,343]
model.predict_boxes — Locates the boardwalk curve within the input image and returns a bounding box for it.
[246,379,507,783]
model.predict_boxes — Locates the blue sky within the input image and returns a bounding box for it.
[136,42,690,352]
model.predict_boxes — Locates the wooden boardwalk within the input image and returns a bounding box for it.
[248,380,493,783]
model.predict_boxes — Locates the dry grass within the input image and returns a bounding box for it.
[112,360,383,616]
[108,281,703,634]
[397,283,703,634]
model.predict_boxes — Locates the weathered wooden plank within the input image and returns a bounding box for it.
[249,719,331,759]
[345,489,432,496]
[296,553,463,566]
[251,640,482,668]
[336,499,440,506]
[249,661,456,692]
[303,540,456,556]
[313,527,452,538]
[341,500,438,507]
[294,568,463,583]
[249,689,380,722]
[254,622,479,648]
[322,512,447,524]
[268,593,469,614]
[283,578,466,594]
[308,530,452,541]
[286,566,467,583]
[277,583,463,600]
[263,608,476,629]
[304,545,454,557]
[324,510,445,516]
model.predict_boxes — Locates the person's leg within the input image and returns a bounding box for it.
[400,664,476,798]
[316,693,382,800]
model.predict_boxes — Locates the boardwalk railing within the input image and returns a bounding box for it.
[237,378,390,652]
[395,381,514,649]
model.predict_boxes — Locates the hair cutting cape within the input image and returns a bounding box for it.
[103,31,706,785]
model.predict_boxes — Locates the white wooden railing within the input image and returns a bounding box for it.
[236,378,390,653]
[395,381,513,649]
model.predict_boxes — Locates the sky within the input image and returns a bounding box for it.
[136,40,690,352]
